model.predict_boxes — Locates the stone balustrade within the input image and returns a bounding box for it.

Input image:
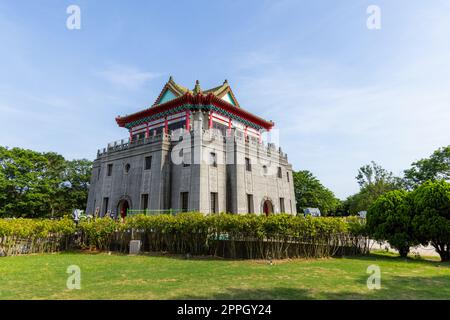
[97,128,287,160]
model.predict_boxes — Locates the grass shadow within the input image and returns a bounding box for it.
[57,249,449,267]
[344,251,449,267]
[172,273,450,300]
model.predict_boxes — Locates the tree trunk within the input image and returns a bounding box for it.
[433,243,450,262]
[438,250,450,262]
[398,246,410,258]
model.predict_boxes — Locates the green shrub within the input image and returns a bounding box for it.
[118,213,367,258]
[0,214,369,259]
[0,217,76,255]
[78,217,118,250]
[0,218,75,238]
[345,216,367,237]
[411,180,450,262]
[367,190,418,257]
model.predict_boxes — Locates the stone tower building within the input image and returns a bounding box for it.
[86,77,296,218]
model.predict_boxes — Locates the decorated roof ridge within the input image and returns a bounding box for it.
[115,91,274,130]
[193,80,203,95]
[153,77,240,107]
[169,77,190,94]
[151,76,187,106]
[203,79,228,95]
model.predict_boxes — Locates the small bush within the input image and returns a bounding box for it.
[0,213,369,259]
[0,217,76,255]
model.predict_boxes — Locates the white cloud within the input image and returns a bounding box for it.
[233,46,450,199]
[95,64,161,90]
[224,2,450,199]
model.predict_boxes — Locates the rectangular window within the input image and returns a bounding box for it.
[144,156,152,170]
[247,194,254,213]
[107,164,113,176]
[287,171,290,182]
[97,168,101,180]
[210,152,217,167]
[277,167,282,178]
[210,192,218,213]
[245,158,251,171]
[181,192,189,212]
[213,122,227,136]
[280,197,285,213]
[141,194,149,211]
[102,197,109,216]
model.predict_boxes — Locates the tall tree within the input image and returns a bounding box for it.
[61,159,92,213]
[345,161,403,215]
[367,190,417,257]
[356,161,403,188]
[42,152,67,217]
[293,170,340,215]
[404,146,450,189]
[411,180,450,262]
[0,146,92,218]
[0,147,55,217]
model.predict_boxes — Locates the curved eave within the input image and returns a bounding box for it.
[115,93,274,130]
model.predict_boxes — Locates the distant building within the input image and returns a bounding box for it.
[303,208,321,217]
[86,77,296,218]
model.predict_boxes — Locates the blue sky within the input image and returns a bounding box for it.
[1,0,449,199]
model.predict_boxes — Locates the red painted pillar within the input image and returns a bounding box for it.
[164,116,168,134]
[244,126,248,139]
[209,111,213,129]
[129,128,133,142]
[185,110,190,131]
[228,117,232,135]
[145,123,149,138]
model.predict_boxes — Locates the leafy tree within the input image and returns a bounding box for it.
[61,159,92,213]
[410,180,450,262]
[404,146,450,189]
[345,161,403,215]
[42,152,67,217]
[0,147,54,217]
[356,161,404,189]
[367,190,417,257]
[293,170,341,215]
[0,146,92,218]
[344,190,372,215]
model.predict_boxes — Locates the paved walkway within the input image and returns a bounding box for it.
[369,240,440,257]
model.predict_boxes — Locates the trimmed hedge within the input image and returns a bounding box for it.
[0,214,369,259]
[80,213,368,259]
[0,218,76,256]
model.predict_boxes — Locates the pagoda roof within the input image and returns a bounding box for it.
[152,77,240,107]
[116,77,274,130]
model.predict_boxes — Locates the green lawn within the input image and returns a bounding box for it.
[0,251,449,300]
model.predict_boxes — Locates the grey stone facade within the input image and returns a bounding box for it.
[87,111,296,217]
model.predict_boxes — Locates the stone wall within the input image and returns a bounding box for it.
[86,118,297,216]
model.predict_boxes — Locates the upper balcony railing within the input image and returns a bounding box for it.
[97,132,170,157]
[97,128,287,160]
